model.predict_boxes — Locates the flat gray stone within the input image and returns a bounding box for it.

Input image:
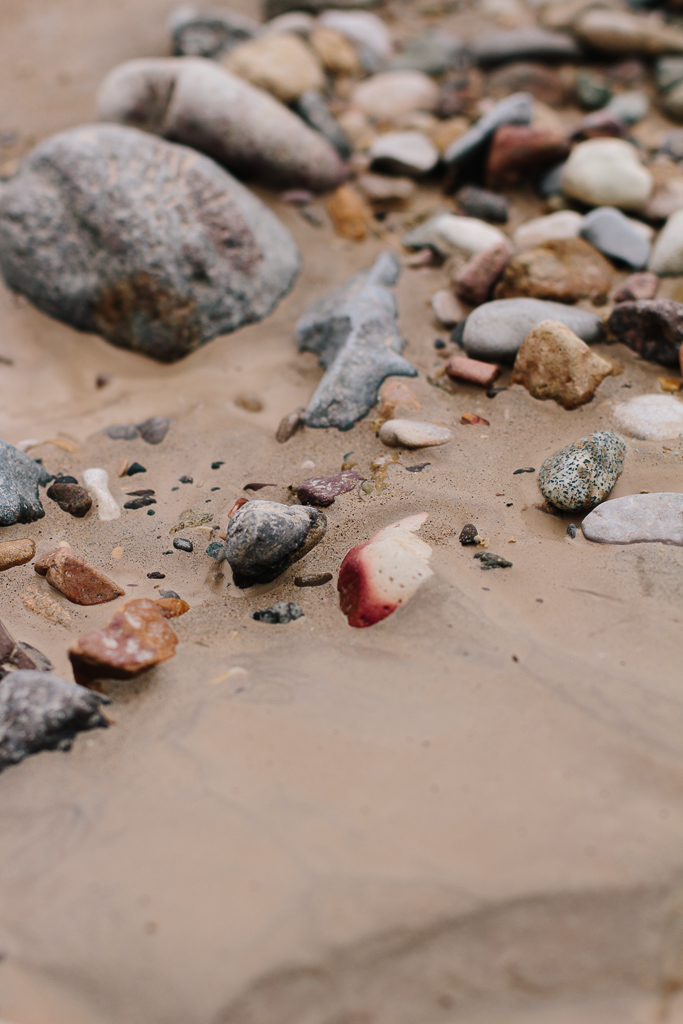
[443,92,533,169]
[0,124,301,363]
[227,499,327,588]
[539,431,626,512]
[580,207,651,270]
[470,28,582,67]
[582,492,683,545]
[0,441,51,526]
[455,298,603,363]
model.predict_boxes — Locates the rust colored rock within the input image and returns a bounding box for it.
[612,272,659,303]
[495,238,613,304]
[608,299,683,367]
[46,481,93,518]
[326,185,369,241]
[446,355,501,388]
[454,241,512,307]
[34,548,125,606]
[486,124,570,187]
[155,597,190,618]
[511,319,614,409]
[0,616,52,679]
[0,538,35,571]
[69,598,178,684]
[297,470,364,507]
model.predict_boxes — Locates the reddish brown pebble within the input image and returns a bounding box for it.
[454,242,512,307]
[461,413,490,426]
[0,538,35,571]
[276,408,304,443]
[228,497,249,517]
[294,572,333,587]
[446,356,501,388]
[69,598,178,685]
[613,272,659,303]
[297,470,364,507]
[486,125,570,187]
[34,548,124,606]
[155,597,190,618]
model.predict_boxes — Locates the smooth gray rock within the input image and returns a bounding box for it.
[252,601,304,623]
[538,432,627,512]
[444,92,533,169]
[470,28,582,67]
[293,91,352,160]
[0,671,109,772]
[0,441,51,526]
[604,90,649,125]
[580,206,651,269]
[169,7,260,58]
[97,58,348,192]
[455,298,603,363]
[0,124,301,363]
[227,499,327,587]
[582,492,683,545]
[296,251,417,430]
[388,29,465,75]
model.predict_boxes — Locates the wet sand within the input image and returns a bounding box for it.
[1,1,683,1022]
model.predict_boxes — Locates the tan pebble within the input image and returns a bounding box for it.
[511,319,613,410]
[235,394,263,412]
[0,538,35,571]
[309,25,361,75]
[117,458,130,477]
[326,184,370,241]
[20,586,72,627]
[155,597,190,618]
[276,407,304,443]
[111,546,123,560]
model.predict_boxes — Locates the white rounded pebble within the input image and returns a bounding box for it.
[513,210,584,250]
[561,138,652,211]
[369,130,439,176]
[582,492,683,545]
[379,419,452,448]
[83,468,121,521]
[612,394,683,440]
[403,213,507,257]
[351,70,438,120]
[648,208,683,276]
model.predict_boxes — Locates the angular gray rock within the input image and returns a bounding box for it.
[227,499,327,587]
[0,671,110,773]
[580,207,651,270]
[0,441,51,526]
[454,298,603,363]
[443,92,534,173]
[296,251,417,430]
[252,602,304,623]
[582,492,683,545]
[169,7,260,59]
[538,432,626,512]
[0,124,301,363]
[97,57,348,192]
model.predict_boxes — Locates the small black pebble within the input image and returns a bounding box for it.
[506,502,513,507]
[567,523,577,538]
[513,467,535,475]
[53,475,78,485]
[460,523,479,546]
[405,463,430,473]
[179,476,193,484]
[123,495,156,509]
[147,572,165,579]
[147,509,155,515]
[475,551,513,569]
[211,486,220,491]
[126,488,155,496]
[434,338,446,350]
[211,461,225,470]
[126,462,147,476]
[173,537,194,553]
[171,486,179,491]
[160,590,180,599]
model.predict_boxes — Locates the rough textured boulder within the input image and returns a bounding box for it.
[0,124,301,362]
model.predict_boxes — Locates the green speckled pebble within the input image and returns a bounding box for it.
[538,431,626,512]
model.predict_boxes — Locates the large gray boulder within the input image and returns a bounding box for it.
[0,124,301,362]
[97,57,348,193]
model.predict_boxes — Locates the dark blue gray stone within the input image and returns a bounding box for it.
[0,441,51,526]
[0,125,301,363]
[252,602,304,624]
[580,206,651,269]
[539,432,626,512]
[443,92,533,175]
[454,298,603,363]
[169,8,260,59]
[469,28,582,67]
[227,499,327,588]
[455,185,509,223]
[293,91,352,160]
[296,251,417,430]
[0,671,109,772]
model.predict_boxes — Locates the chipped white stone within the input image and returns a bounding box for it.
[379,418,452,448]
[612,394,683,440]
[83,468,120,521]
[561,138,652,212]
[403,214,507,257]
[369,130,439,176]
[582,492,683,545]
[513,210,584,250]
[351,71,438,121]
[648,208,683,276]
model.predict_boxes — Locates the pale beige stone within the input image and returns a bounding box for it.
[224,33,325,103]
[512,319,613,409]
[309,25,361,75]
[351,71,439,122]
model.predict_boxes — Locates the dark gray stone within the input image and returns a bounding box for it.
[296,251,417,430]
[0,125,301,363]
[252,601,304,623]
[443,92,533,177]
[470,28,582,67]
[388,29,465,76]
[539,432,626,512]
[106,424,139,440]
[137,416,171,444]
[173,537,194,553]
[293,91,352,160]
[455,298,603,363]
[0,441,51,526]
[227,499,327,587]
[580,206,651,269]
[608,299,683,366]
[0,671,109,772]
[582,492,683,545]
[455,185,509,223]
[169,7,260,59]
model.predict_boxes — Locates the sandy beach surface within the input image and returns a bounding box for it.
[1,1,683,1022]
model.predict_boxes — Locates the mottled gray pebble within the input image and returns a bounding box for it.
[252,602,304,624]
[539,431,626,511]
[0,441,51,527]
[227,499,327,587]
[582,492,683,545]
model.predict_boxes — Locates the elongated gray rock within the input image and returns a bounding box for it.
[97,57,348,192]
[0,125,301,362]
[227,499,327,587]
[0,671,109,773]
[296,251,417,430]
[539,431,626,512]
[443,92,533,171]
[0,441,51,526]
[582,492,683,545]
[454,298,603,363]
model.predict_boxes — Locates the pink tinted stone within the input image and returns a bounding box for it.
[613,272,659,303]
[454,241,512,307]
[446,355,501,388]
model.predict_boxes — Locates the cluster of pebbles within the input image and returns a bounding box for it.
[3,0,683,771]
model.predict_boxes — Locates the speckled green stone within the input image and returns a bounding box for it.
[538,431,627,512]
